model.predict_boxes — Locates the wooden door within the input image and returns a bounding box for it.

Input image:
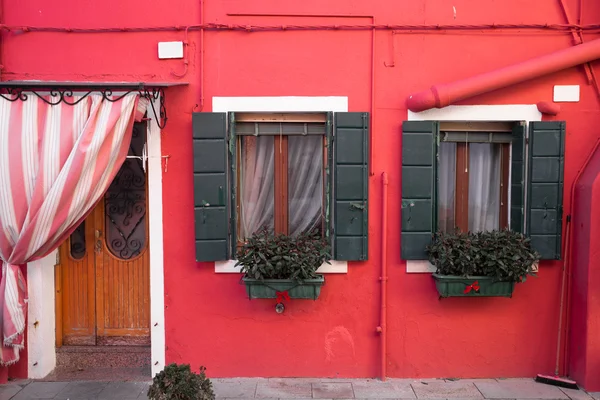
[56,121,150,347]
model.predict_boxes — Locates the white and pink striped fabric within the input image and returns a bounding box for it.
[0,92,148,366]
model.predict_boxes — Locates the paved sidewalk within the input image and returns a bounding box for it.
[1,377,599,400]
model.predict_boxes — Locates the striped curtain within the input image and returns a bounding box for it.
[0,93,148,366]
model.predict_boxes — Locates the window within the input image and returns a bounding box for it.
[401,120,565,261]
[192,111,370,262]
[234,114,327,240]
[436,123,512,233]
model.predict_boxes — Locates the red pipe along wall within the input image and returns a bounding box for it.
[4,0,600,386]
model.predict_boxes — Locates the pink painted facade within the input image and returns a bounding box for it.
[3,0,600,391]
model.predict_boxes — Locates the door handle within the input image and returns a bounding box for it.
[95,230,103,253]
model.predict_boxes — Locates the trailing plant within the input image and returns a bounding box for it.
[235,227,331,281]
[426,229,540,283]
[147,363,215,400]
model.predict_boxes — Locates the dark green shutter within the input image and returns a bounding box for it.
[325,112,334,246]
[192,112,230,261]
[526,121,565,260]
[511,122,526,233]
[228,113,237,258]
[401,121,438,260]
[332,112,369,261]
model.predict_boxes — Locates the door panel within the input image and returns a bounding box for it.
[95,198,150,346]
[56,121,150,347]
[58,221,96,346]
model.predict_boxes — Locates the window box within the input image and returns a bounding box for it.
[242,275,325,300]
[432,273,515,298]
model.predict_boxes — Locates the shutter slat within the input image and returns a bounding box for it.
[401,121,438,260]
[510,123,526,233]
[526,121,565,260]
[192,112,230,261]
[333,112,369,261]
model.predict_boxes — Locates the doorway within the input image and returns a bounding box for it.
[55,121,150,347]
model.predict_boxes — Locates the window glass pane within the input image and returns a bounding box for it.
[288,136,323,236]
[438,142,456,232]
[468,143,501,232]
[70,221,86,260]
[239,135,275,239]
[105,122,147,260]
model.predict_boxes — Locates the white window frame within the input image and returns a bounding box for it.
[212,96,349,274]
[406,104,542,273]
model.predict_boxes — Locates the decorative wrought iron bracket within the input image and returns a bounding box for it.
[0,81,185,129]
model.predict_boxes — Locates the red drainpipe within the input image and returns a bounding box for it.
[407,38,600,112]
[376,172,389,381]
[537,101,561,116]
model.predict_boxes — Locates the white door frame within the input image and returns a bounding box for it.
[26,95,166,379]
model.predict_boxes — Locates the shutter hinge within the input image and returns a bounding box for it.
[525,138,530,144]
[350,202,365,210]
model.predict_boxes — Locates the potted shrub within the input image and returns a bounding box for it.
[147,363,215,400]
[427,229,540,298]
[236,228,331,300]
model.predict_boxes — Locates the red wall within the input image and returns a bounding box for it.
[569,145,600,391]
[5,0,600,385]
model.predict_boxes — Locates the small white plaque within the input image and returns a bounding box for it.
[553,85,580,102]
[158,41,184,59]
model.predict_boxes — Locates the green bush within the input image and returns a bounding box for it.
[426,229,540,283]
[147,363,215,400]
[235,228,331,280]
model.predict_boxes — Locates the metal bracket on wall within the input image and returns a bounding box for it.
[383,31,397,67]
[0,81,179,129]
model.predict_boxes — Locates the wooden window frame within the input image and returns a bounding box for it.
[235,114,328,245]
[443,140,511,233]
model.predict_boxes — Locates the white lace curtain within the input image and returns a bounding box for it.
[438,142,501,232]
[239,135,323,239]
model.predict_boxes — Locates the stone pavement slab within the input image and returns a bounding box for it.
[256,381,312,398]
[352,379,416,399]
[411,380,484,399]
[475,379,570,399]
[560,387,593,400]
[11,382,69,400]
[312,382,354,398]
[97,381,150,399]
[214,379,259,398]
[53,381,108,399]
[0,384,23,400]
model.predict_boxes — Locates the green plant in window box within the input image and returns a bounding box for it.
[235,227,331,300]
[427,230,540,298]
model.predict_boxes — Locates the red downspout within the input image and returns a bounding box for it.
[376,172,388,381]
[198,0,205,111]
[407,38,600,112]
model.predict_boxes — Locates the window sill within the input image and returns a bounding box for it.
[406,260,437,273]
[215,260,348,274]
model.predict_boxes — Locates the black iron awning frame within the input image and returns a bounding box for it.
[0,81,187,129]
